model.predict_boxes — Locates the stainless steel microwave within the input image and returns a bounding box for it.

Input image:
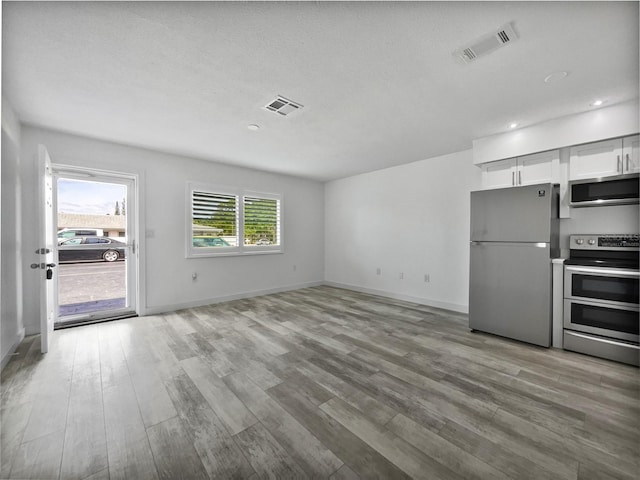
[569,173,639,207]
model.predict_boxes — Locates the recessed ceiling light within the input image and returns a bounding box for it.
[590,99,605,107]
[247,124,260,131]
[544,71,568,83]
[509,122,518,129]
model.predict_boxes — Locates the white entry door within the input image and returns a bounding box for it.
[54,168,138,325]
[33,145,57,353]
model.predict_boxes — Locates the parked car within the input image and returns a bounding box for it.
[58,236,126,263]
[255,238,272,246]
[57,228,104,243]
[192,236,231,247]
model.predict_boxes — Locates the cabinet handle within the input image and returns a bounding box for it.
[518,170,522,185]
[626,153,630,172]
[512,171,515,186]
[617,155,621,173]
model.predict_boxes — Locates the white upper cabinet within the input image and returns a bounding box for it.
[481,158,516,189]
[622,134,640,174]
[518,150,559,186]
[569,138,623,180]
[481,150,559,189]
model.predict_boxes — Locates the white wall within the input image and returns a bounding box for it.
[325,149,481,313]
[20,126,325,333]
[1,98,25,367]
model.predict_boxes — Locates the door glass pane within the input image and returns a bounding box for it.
[56,177,130,321]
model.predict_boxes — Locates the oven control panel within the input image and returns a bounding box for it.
[570,234,639,250]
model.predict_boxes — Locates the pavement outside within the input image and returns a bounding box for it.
[57,261,127,319]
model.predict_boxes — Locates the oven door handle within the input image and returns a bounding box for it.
[565,266,640,277]
[564,330,640,350]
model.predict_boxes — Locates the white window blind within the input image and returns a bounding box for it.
[243,196,280,246]
[187,183,282,257]
[191,191,238,248]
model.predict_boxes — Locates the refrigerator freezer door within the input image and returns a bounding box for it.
[470,183,556,242]
[469,242,552,347]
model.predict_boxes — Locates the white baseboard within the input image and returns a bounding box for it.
[323,281,468,314]
[1,327,26,371]
[143,281,324,316]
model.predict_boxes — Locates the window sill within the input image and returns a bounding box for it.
[186,247,283,259]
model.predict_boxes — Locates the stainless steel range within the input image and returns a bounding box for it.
[563,234,639,366]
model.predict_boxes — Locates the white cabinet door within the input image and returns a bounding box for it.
[481,158,516,189]
[518,150,559,185]
[622,135,640,174]
[569,138,623,180]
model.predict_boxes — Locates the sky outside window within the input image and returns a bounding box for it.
[57,178,126,215]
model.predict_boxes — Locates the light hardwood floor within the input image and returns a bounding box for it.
[1,286,638,479]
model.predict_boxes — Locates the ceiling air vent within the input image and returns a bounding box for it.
[453,23,518,64]
[264,96,303,116]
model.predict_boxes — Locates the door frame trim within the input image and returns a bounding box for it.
[52,163,142,320]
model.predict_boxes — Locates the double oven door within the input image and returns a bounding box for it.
[564,265,639,343]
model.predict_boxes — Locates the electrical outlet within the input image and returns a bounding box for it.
[399,272,404,280]
[293,264,297,272]
[424,274,430,283]
[376,267,381,275]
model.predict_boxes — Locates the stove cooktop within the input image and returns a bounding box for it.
[567,234,639,270]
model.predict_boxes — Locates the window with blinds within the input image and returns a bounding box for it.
[244,196,280,246]
[187,183,282,257]
[191,191,238,248]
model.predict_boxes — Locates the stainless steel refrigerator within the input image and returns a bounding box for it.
[469,183,559,347]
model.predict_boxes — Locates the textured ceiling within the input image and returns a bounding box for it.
[3,1,639,181]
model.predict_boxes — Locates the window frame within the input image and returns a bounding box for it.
[186,182,283,258]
